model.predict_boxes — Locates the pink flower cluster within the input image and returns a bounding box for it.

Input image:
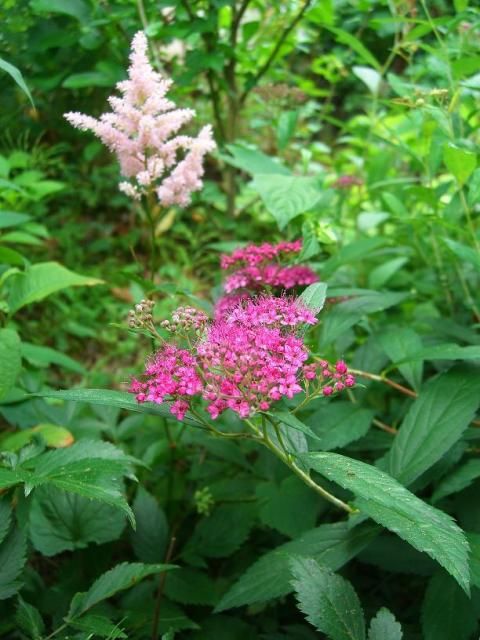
[303,359,355,395]
[220,240,303,269]
[220,240,318,295]
[130,296,347,421]
[65,31,215,207]
[224,264,318,293]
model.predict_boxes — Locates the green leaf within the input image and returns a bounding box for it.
[0,211,31,229]
[352,66,381,94]
[368,608,403,640]
[0,527,27,600]
[272,411,322,442]
[7,262,103,313]
[379,328,423,390]
[68,562,176,619]
[21,342,87,374]
[69,615,126,638]
[223,143,290,175]
[35,388,201,425]
[325,27,381,70]
[383,368,480,485]
[0,499,12,546]
[0,58,35,107]
[443,144,477,186]
[444,238,480,271]
[0,329,21,400]
[306,402,374,451]
[467,532,480,588]
[396,343,480,363]
[368,257,408,290]
[0,423,74,451]
[0,468,26,491]
[29,486,126,556]
[164,568,218,606]
[256,476,322,538]
[30,0,89,22]
[15,596,45,640]
[432,459,480,502]
[290,557,365,640]
[250,174,324,229]
[130,487,168,563]
[298,282,327,313]
[215,521,378,611]
[319,292,408,348]
[421,572,477,640]
[300,452,471,593]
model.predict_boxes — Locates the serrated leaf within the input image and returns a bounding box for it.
[69,614,126,638]
[7,262,103,313]
[290,557,366,640]
[383,369,480,485]
[379,328,423,390]
[0,329,22,400]
[15,596,45,640]
[131,487,168,563]
[35,388,201,425]
[68,562,176,619]
[432,459,480,502]
[29,486,126,556]
[251,174,324,229]
[0,468,26,490]
[298,282,327,313]
[300,452,471,593]
[421,572,477,640]
[0,499,12,546]
[368,608,402,640]
[0,527,27,599]
[215,521,378,611]
[272,411,322,442]
[467,532,480,588]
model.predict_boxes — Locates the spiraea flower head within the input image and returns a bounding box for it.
[65,31,215,207]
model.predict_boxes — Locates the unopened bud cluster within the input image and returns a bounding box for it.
[128,299,155,329]
[160,306,208,334]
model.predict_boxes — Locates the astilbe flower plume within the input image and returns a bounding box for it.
[65,31,215,206]
[129,295,355,421]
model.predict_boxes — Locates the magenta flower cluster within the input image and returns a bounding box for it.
[219,240,318,295]
[130,295,355,421]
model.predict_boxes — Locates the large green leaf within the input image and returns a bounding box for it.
[15,597,45,640]
[443,144,477,186]
[298,282,328,313]
[467,532,480,588]
[290,557,366,640]
[164,568,218,606]
[7,262,103,313]
[421,572,477,640]
[250,174,324,229]
[130,487,168,563]
[306,402,374,451]
[29,486,126,556]
[0,212,31,229]
[215,521,378,611]
[0,527,27,600]
[368,608,403,640]
[383,369,480,486]
[0,329,21,400]
[300,452,470,593]
[68,562,176,619]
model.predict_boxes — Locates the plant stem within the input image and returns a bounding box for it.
[245,418,354,513]
[151,536,176,640]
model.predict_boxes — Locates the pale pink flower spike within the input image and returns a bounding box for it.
[65,31,216,206]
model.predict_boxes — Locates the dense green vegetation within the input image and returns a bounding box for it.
[1,1,480,638]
